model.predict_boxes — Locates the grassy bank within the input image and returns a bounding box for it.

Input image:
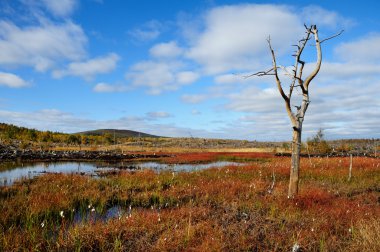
[1,155,379,251]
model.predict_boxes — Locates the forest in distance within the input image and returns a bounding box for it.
[0,123,378,156]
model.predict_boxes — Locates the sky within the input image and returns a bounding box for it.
[0,0,379,141]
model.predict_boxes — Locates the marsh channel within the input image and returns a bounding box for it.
[0,160,242,187]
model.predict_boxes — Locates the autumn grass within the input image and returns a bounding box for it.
[0,155,379,251]
[161,151,274,164]
[51,144,274,153]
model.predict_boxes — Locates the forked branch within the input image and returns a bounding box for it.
[245,25,342,128]
[267,37,296,125]
[319,29,344,44]
[243,67,275,78]
[244,24,343,198]
[290,26,311,97]
[303,25,322,90]
[267,37,289,103]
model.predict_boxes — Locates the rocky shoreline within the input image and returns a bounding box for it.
[0,144,377,161]
[0,147,171,162]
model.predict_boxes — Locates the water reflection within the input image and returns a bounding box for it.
[0,161,242,186]
[73,206,124,224]
[132,161,241,172]
[0,162,114,186]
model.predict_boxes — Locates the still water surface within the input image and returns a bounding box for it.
[0,161,241,186]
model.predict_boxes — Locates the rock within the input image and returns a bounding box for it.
[0,146,171,162]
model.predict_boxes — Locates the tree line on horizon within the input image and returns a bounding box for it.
[0,122,377,155]
[0,123,116,147]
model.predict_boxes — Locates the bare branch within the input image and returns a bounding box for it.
[246,24,340,198]
[304,25,322,90]
[267,37,296,125]
[267,37,288,102]
[297,59,307,94]
[319,29,344,44]
[289,28,311,97]
[279,65,294,78]
[243,68,274,78]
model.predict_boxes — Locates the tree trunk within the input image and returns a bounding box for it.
[289,125,302,198]
[255,25,332,198]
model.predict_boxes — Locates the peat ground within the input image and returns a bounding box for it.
[0,153,379,251]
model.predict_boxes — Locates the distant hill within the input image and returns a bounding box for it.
[77,129,161,138]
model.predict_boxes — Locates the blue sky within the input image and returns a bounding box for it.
[0,0,379,140]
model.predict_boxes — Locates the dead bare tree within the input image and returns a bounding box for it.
[248,25,343,198]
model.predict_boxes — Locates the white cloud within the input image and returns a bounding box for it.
[181,94,208,104]
[301,5,354,29]
[226,87,283,113]
[0,72,29,88]
[235,116,291,140]
[213,73,265,84]
[146,111,172,119]
[197,29,380,140]
[93,82,127,93]
[128,4,350,95]
[176,71,199,84]
[171,4,378,140]
[53,53,119,80]
[214,74,242,84]
[192,109,201,115]
[319,62,380,79]
[335,33,380,63]
[0,109,94,132]
[126,60,198,95]
[221,62,380,140]
[41,0,78,17]
[0,20,87,71]
[21,0,78,18]
[0,109,222,138]
[186,4,304,74]
[1,2,376,140]
[126,60,177,95]
[129,20,163,42]
[150,41,183,58]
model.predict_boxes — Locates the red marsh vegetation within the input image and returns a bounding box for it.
[0,153,379,251]
[162,152,274,164]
